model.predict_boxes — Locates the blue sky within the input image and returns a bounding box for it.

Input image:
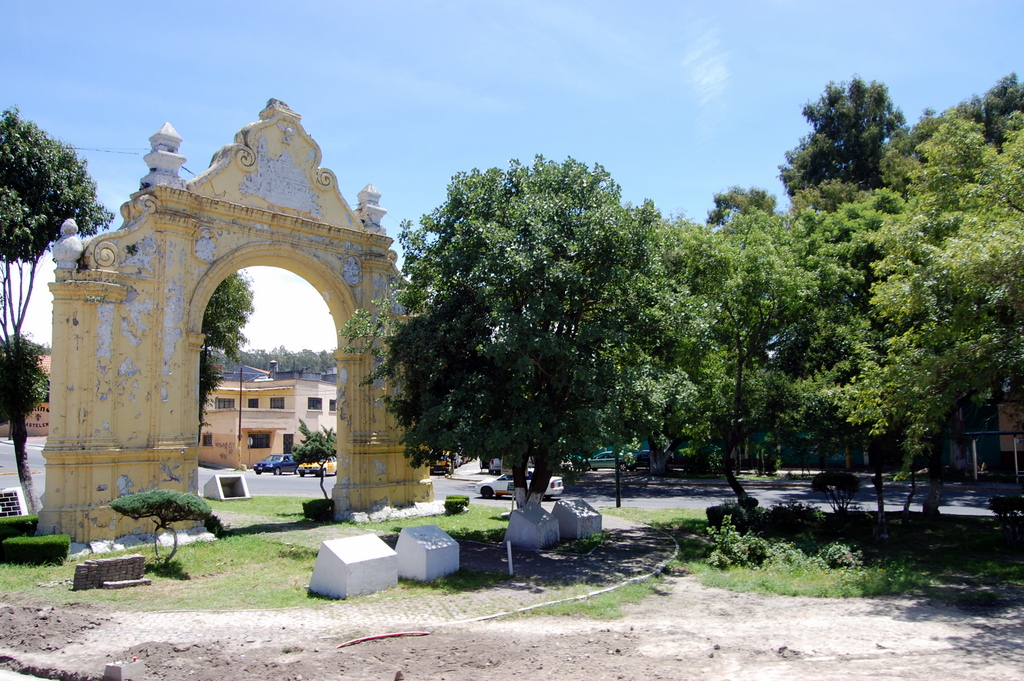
[3,0,1021,352]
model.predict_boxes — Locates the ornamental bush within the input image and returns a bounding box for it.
[302,498,335,522]
[109,490,212,562]
[706,496,766,535]
[989,495,1024,545]
[767,501,825,532]
[811,470,861,513]
[444,495,470,515]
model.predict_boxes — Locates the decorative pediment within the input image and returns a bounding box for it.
[188,100,357,227]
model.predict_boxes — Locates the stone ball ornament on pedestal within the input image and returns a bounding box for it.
[52,218,84,270]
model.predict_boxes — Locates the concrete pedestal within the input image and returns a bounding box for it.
[504,504,560,550]
[308,534,397,599]
[552,498,602,540]
[396,525,459,581]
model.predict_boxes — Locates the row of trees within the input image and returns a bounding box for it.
[363,74,1024,532]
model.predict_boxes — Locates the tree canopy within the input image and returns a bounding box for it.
[380,156,662,505]
[780,77,906,202]
[199,272,255,429]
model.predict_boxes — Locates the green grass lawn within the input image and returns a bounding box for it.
[2,500,1022,614]
[605,506,1024,599]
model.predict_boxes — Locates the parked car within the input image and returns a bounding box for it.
[298,456,337,477]
[488,457,502,475]
[430,459,452,476]
[633,450,651,469]
[475,471,564,499]
[587,450,636,471]
[253,454,298,475]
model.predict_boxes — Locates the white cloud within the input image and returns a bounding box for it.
[681,27,730,105]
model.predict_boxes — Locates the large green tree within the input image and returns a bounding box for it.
[381,156,662,506]
[780,77,906,206]
[663,210,814,499]
[954,72,1024,150]
[0,108,112,512]
[198,272,255,430]
[851,113,1024,515]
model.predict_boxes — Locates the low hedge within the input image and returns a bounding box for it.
[0,514,38,535]
[0,525,25,562]
[444,495,470,515]
[1,534,70,565]
[303,498,334,522]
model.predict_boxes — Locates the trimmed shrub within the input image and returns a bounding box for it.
[768,501,825,532]
[1,534,70,565]
[0,525,25,562]
[812,471,861,513]
[706,497,766,535]
[302,498,334,522]
[444,495,470,515]
[204,513,227,538]
[0,514,38,535]
[109,490,212,562]
[989,495,1024,545]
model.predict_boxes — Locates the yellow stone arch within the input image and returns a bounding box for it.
[39,100,432,542]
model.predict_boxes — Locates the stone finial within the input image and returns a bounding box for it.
[260,98,300,122]
[53,218,85,270]
[140,122,187,190]
[356,184,387,235]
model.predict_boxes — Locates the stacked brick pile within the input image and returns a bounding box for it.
[72,554,151,590]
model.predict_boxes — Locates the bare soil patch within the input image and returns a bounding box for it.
[2,575,1023,680]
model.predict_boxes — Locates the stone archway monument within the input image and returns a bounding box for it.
[39,100,432,542]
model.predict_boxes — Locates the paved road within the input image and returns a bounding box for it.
[3,439,1018,516]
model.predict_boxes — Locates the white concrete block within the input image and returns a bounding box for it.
[203,474,251,500]
[308,534,397,599]
[504,504,560,550]
[552,498,603,540]
[396,524,459,581]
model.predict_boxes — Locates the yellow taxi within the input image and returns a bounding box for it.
[297,456,337,477]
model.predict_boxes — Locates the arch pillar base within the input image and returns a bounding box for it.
[331,443,433,518]
[38,444,199,543]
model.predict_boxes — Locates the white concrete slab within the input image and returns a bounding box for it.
[504,504,560,550]
[308,534,397,599]
[552,498,602,540]
[396,524,459,581]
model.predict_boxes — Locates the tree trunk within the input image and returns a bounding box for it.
[11,414,42,514]
[921,442,944,517]
[723,443,748,500]
[902,467,916,522]
[650,449,669,477]
[870,440,888,540]
[948,407,968,471]
[649,435,682,477]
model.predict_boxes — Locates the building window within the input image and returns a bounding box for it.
[215,398,235,410]
[329,399,337,412]
[249,433,271,449]
[307,397,322,411]
[247,398,259,409]
[270,397,285,409]
[202,433,213,446]
[283,433,293,454]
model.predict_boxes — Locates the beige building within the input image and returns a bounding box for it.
[200,366,338,469]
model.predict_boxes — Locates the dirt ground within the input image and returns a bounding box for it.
[2,573,1023,681]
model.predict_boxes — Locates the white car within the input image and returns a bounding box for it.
[475,471,564,499]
